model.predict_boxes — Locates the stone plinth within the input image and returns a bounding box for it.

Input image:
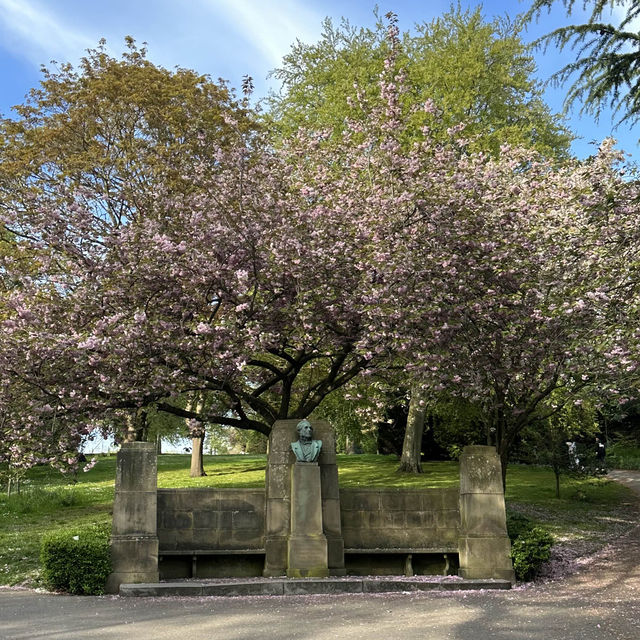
[106,442,159,593]
[287,462,328,578]
[457,446,514,583]
[264,420,345,577]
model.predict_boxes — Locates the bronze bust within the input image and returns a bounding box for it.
[291,419,322,462]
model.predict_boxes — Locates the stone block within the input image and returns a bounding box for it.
[266,498,289,536]
[191,528,218,548]
[320,464,340,499]
[287,534,329,578]
[231,528,264,547]
[219,494,263,512]
[263,536,287,577]
[110,536,158,572]
[172,528,194,550]
[160,510,192,531]
[112,491,158,536]
[115,443,157,493]
[322,498,342,536]
[267,464,290,498]
[193,510,219,530]
[201,581,284,597]
[232,510,262,531]
[459,446,504,494]
[391,511,407,528]
[458,536,514,582]
[290,463,323,535]
[459,494,508,536]
[283,579,361,595]
[380,491,418,511]
[341,490,380,511]
[327,536,346,574]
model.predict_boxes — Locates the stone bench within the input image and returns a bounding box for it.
[159,549,265,579]
[343,547,458,577]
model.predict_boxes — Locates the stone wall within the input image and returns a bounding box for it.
[340,488,459,550]
[157,488,265,550]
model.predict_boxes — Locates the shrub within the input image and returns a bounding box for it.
[506,510,535,543]
[511,526,554,582]
[40,524,111,595]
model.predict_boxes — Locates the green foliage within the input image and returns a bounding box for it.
[526,0,640,130]
[607,440,640,470]
[268,5,571,157]
[510,526,554,581]
[506,510,536,543]
[40,524,111,595]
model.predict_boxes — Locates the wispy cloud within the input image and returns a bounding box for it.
[0,0,94,66]
[205,0,323,67]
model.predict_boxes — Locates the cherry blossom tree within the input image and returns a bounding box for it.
[1,21,639,480]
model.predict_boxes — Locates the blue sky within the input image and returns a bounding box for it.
[0,0,638,164]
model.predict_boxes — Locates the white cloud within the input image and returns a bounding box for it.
[205,0,323,66]
[0,0,94,66]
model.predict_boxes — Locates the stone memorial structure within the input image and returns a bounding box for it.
[106,442,159,593]
[106,425,514,592]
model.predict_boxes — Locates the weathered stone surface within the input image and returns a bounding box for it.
[287,535,329,578]
[459,446,504,494]
[265,498,289,536]
[201,581,284,597]
[108,443,159,594]
[458,445,514,582]
[459,494,509,536]
[321,498,342,536]
[283,579,362,595]
[115,443,157,493]
[263,536,288,577]
[290,463,323,534]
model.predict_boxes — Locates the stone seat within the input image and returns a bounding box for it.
[343,547,458,577]
[158,549,265,579]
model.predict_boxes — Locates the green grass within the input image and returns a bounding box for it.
[1,454,637,587]
[606,442,640,470]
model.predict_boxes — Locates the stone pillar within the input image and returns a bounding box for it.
[287,462,329,577]
[264,420,345,577]
[106,442,159,593]
[458,445,514,582]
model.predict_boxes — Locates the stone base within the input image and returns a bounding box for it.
[458,536,515,584]
[107,536,159,594]
[287,534,329,578]
[106,570,159,594]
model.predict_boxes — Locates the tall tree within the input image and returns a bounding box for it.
[268,6,573,472]
[268,6,572,156]
[1,24,637,486]
[526,0,640,129]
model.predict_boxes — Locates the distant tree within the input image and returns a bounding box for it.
[526,1,640,130]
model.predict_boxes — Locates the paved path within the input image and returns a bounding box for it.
[1,471,639,640]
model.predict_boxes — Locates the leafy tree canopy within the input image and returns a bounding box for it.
[526,0,640,129]
[267,5,572,157]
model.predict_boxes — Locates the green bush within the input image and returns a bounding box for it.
[506,510,535,543]
[40,525,111,595]
[511,526,554,582]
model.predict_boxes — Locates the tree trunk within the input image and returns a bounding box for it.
[190,433,207,477]
[156,433,163,455]
[397,387,426,473]
[555,470,560,498]
[187,394,207,477]
[125,408,149,442]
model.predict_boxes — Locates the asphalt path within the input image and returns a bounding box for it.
[1,471,639,640]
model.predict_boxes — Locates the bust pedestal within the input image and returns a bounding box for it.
[287,462,329,578]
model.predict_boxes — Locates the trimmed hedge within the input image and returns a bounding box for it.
[40,525,111,595]
[507,510,554,582]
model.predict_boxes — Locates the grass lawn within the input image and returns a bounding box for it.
[1,453,637,587]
